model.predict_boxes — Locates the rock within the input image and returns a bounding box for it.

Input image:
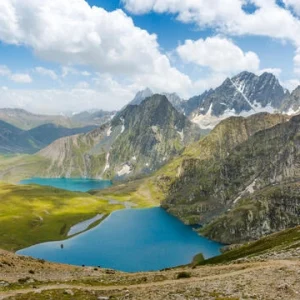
[64,290,74,296]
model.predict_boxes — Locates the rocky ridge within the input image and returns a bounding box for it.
[37,95,201,179]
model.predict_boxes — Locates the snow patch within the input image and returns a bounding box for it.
[192,108,237,129]
[192,101,277,130]
[107,126,112,137]
[177,130,184,141]
[103,152,110,173]
[117,164,131,176]
[286,107,300,116]
[120,117,125,133]
[230,78,256,112]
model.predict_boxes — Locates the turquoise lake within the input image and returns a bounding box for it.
[18,178,223,272]
[17,208,222,272]
[20,177,112,192]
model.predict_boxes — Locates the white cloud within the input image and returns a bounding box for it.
[0,65,11,76]
[177,36,260,73]
[293,49,300,74]
[123,0,300,76]
[283,0,300,15]
[0,0,191,96]
[282,78,300,91]
[10,73,32,83]
[61,66,79,78]
[0,87,135,114]
[0,65,33,83]
[123,0,300,45]
[193,73,228,93]
[76,81,90,89]
[81,71,91,77]
[257,68,282,77]
[35,67,58,80]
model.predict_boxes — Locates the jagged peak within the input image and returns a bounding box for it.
[291,85,300,94]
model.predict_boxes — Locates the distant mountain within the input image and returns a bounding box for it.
[0,120,43,154]
[183,71,287,129]
[281,86,300,114]
[129,88,154,106]
[128,88,184,112]
[37,95,201,179]
[0,121,97,154]
[71,110,115,127]
[0,108,114,130]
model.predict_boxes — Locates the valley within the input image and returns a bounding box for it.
[1,71,300,298]
[2,1,300,298]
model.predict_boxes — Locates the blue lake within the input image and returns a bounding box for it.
[20,178,112,192]
[17,207,223,272]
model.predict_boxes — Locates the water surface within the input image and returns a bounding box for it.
[20,177,112,192]
[18,207,222,272]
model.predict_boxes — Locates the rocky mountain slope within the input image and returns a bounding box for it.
[0,121,96,154]
[70,109,115,127]
[281,85,300,114]
[183,71,287,129]
[0,108,113,130]
[93,112,294,244]
[160,112,300,243]
[35,95,201,179]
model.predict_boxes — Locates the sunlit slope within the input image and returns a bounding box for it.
[0,182,157,251]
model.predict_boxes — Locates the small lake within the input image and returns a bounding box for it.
[17,207,223,272]
[20,178,112,192]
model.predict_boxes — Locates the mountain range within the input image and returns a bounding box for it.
[126,71,298,130]
[1,70,300,246]
[0,121,97,154]
[0,108,114,130]
[38,94,200,179]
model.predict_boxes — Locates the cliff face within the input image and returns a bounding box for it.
[281,86,300,114]
[38,95,201,179]
[160,113,290,222]
[182,72,287,129]
[157,112,300,243]
[201,183,300,244]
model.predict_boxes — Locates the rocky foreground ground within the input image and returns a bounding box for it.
[0,248,300,300]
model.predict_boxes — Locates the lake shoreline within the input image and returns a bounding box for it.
[17,207,223,273]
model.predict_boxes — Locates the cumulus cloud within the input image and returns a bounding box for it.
[177,37,260,73]
[123,0,300,44]
[123,0,300,76]
[76,81,90,89]
[283,0,300,15]
[0,65,32,83]
[0,0,191,95]
[35,67,58,80]
[0,87,135,114]
[0,65,11,76]
[293,49,300,74]
[10,73,32,83]
[257,68,282,77]
[282,78,300,91]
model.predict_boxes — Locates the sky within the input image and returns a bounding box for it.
[0,0,300,114]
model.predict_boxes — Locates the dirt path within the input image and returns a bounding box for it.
[0,263,270,299]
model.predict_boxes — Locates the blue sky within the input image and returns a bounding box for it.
[0,0,299,113]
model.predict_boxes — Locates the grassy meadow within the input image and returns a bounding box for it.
[0,181,158,252]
